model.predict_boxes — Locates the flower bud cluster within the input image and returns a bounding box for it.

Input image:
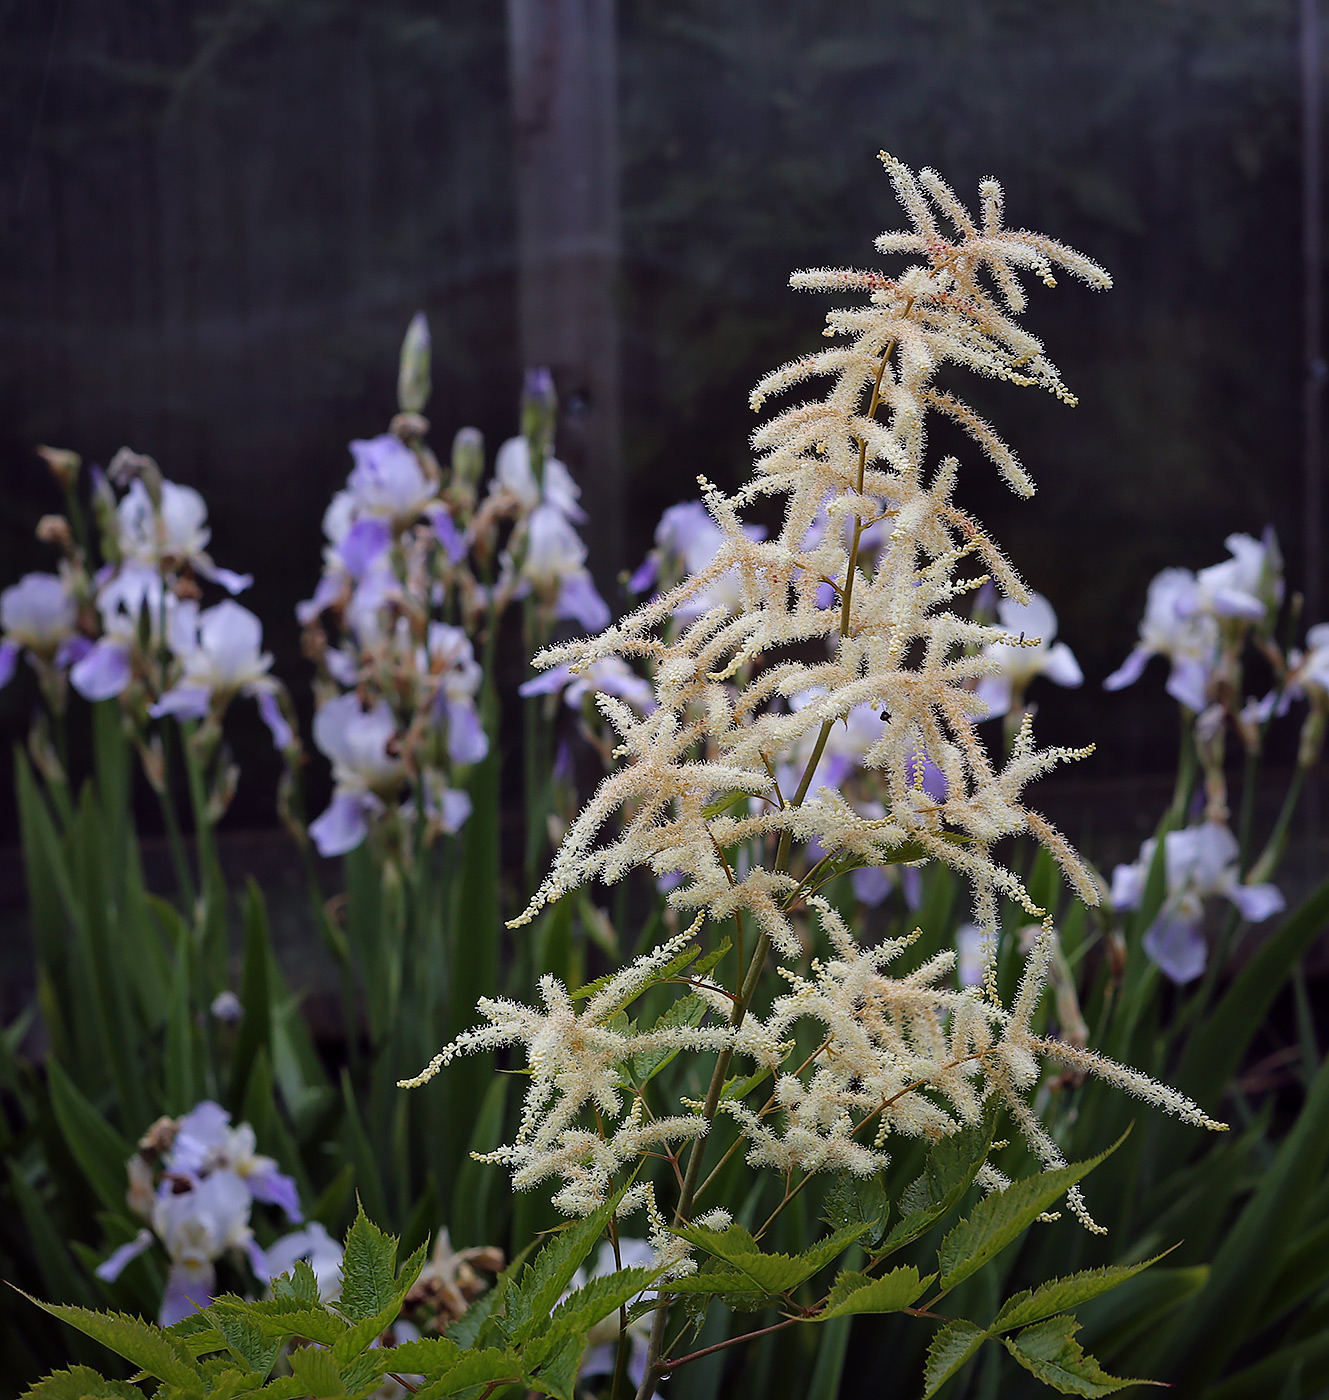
[1,446,294,806]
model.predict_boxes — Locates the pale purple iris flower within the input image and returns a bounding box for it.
[149,600,292,748]
[116,478,251,595]
[346,434,436,520]
[976,593,1083,720]
[166,1101,303,1223]
[70,562,174,702]
[629,499,766,621]
[521,502,610,632]
[1104,569,1219,712]
[492,435,587,521]
[1105,534,1279,712]
[1111,821,1284,983]
[308,694,403,856]
[96,1166,256,1327]
[256,1221,344,1301]
[0,572,79,686]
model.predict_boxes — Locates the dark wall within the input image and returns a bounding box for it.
[0,0,1320,833]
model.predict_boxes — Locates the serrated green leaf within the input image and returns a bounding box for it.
[877,1106,997,1256]
[26,1297,200,1388]
[572,943,700,1006]
[506,1187,629,1343]
[207,1306,279,1375]
[411,1348,522,1400]
[370,1336,463,1372]
[333,1241,427,1362]
[289,1343,346,1396]
[1002,1315,1156,1396]
[524,1327,584,1400]
[670,1223,867,1297]
[922,1319,989,1398]
[19,1366,142,1400]
[235,1304,345,1347]
[691,937,731,980]
[993,1255,1166,1332]
[720,1065,773,1101]
[444,1268,511,1350]
[339,1206,402,1323]
[821,1173,889,1248]
[549,1266,658,1337]
[633,993,709,1082]
[702,789,752,819]
[271,1259,324,1306]
[816,1265,933,1320]
[937,1137,1120,1292]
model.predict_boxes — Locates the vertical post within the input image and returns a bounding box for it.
[1303,0,1325,629]
[507,0,623,579]
[1302,0,1325,856]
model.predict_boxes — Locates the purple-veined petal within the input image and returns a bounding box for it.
[556,571,611,632]
[199,562,253,596]
[150,685,213,721]
[1143,911,1207,984]
[1227,881,1285,923]
[256,689,294,750]
[338,518,392,578]
[427,506,468,565]
[296,571,344,626]
[446,700,489,765]
[815,579,837,610]
[0,641,18,690]
[628,555,657,594]
[246,1166,303,1224]
[437,788,472,833]
[54,634,93,669]
[1103,646,1151,692]
[70,641,132,701]
[656,870,685,893]
[1042,641,1083,688]
[309,793,372,857]
[519,664,573,698]
[95,1228,155,1282]
[974,674,1012,720]
[1166,657,1211,713]
[1110,862,1144,912]
[851,865,893,907]
[159,1260,216,1328]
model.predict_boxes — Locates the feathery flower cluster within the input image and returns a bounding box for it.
[408,158,1226,1246]
[515,156,1108,950]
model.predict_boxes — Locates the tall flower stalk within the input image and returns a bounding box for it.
[414,156,1226,1397]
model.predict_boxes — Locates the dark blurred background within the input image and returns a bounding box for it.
[0,0,1324,868]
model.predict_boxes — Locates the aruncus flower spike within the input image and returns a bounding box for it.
[406,161,1225,1328]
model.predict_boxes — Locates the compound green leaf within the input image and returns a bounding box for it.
[27,1298,200,1389]
[19,1366,142,1400]
[922,1320,988,1398]
[816,1265,933,1320]
[937,1138,1120,1292]
[1002,1315,1157,1396]
[993,1255,1165,1332]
